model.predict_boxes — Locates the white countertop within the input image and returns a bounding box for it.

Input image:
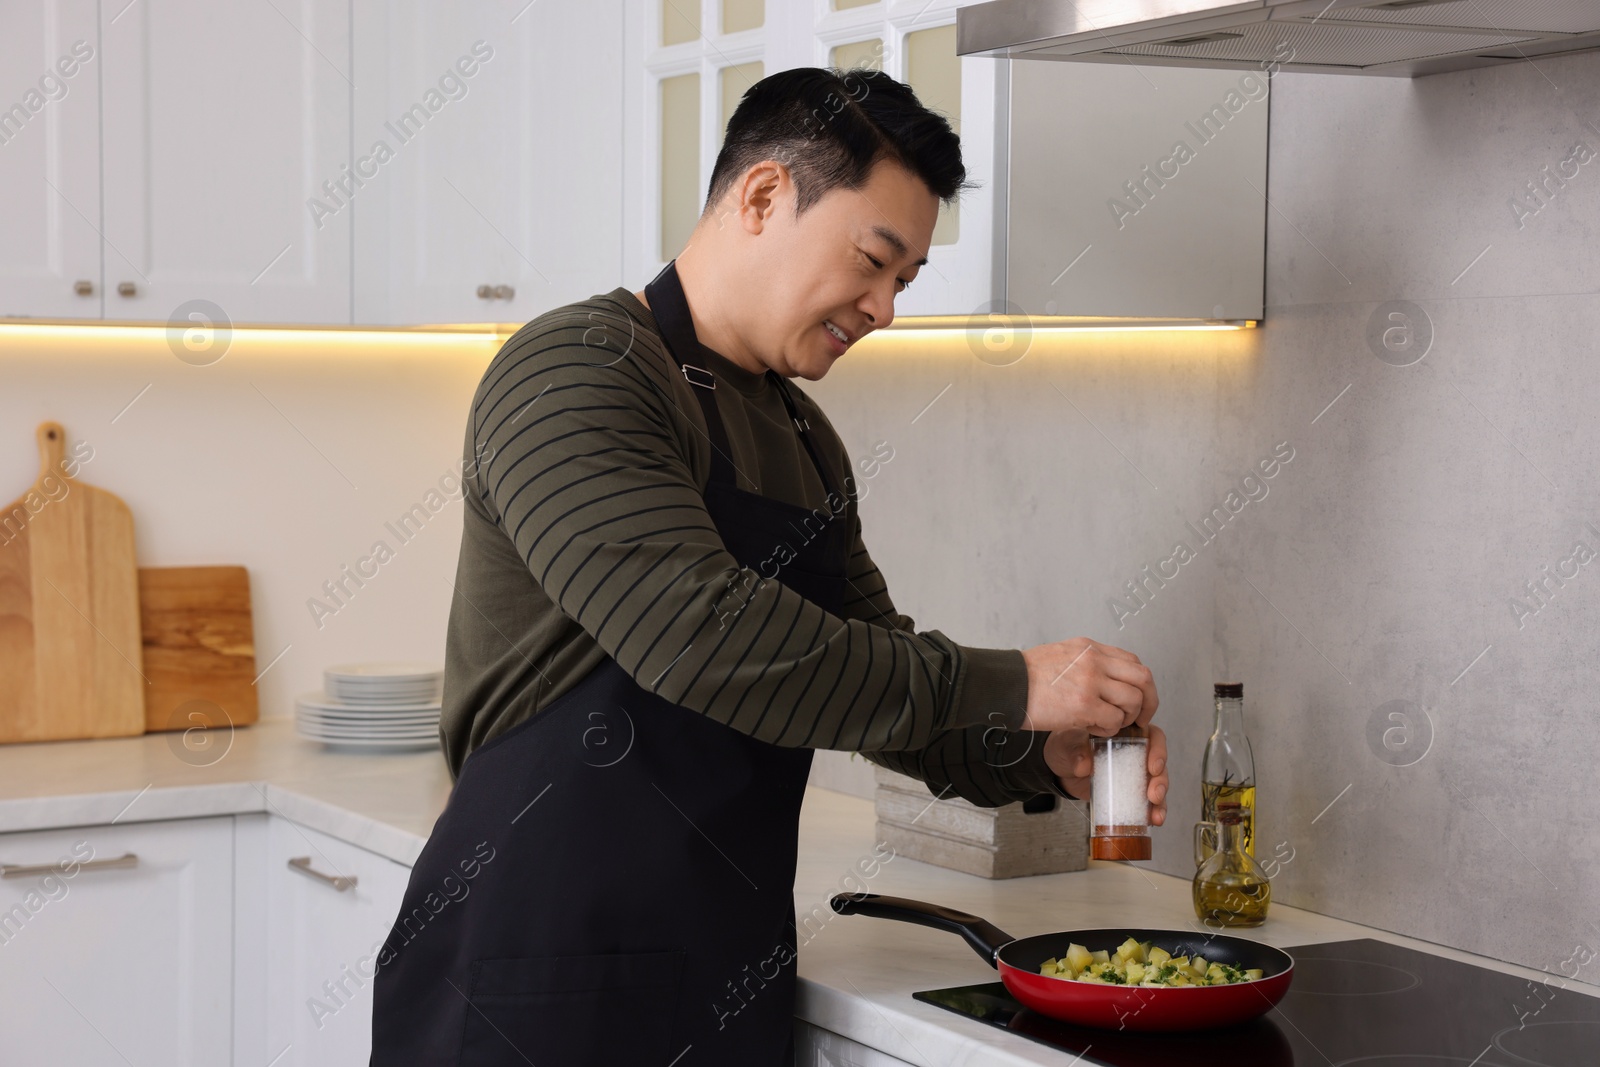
[0,716,452,864]
[1,717,1594,1066]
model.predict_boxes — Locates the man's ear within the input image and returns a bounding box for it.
[732,160,788,235]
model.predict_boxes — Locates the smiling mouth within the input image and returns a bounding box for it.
[823,320,850,345]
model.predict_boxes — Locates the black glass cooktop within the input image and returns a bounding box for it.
[913,938,1600,1066]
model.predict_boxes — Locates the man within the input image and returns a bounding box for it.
[370,66,1168,1066]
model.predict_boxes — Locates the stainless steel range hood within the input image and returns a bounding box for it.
[957,0,1600,77]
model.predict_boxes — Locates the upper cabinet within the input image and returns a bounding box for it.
[1003,59,1267,322]
[0,0,621,327]
[100,0,353,325]
[351,0,624,325]
[0,0,105,319]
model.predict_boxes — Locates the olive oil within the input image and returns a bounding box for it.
[1192,870,1272,928]
[1193,804,1271,927]
[1201,780,1256,856]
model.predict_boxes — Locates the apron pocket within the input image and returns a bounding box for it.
[458,949,686,1066]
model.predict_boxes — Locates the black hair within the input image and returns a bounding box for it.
[703,66,975,220]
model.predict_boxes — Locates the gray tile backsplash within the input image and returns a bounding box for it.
[810,51,1600,974]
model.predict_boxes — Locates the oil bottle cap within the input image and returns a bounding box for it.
[1214,682,1243,699]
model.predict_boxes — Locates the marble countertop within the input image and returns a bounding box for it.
[0,716,453,864]
[2,718,1594,1066]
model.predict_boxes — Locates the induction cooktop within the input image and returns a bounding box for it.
[913,938,1600,1066]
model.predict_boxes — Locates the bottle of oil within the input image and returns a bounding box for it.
[1199,682,1255,860]
[1192,801,1271,927]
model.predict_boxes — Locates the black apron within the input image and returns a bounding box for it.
[370,260,852,1067]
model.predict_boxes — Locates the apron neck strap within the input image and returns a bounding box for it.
[643,260,841,503]
[645,260,736,488]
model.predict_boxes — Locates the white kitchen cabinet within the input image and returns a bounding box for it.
[0,817,234,1065]
[0,0,104,319]
[98,0,353,324]
[233,813,412,1067]
[795,1019,918,1066]
[352,0,625,326]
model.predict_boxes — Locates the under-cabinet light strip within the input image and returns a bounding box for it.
[0,317,1256,346]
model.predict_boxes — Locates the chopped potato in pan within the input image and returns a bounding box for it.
[1038,937,1265,986]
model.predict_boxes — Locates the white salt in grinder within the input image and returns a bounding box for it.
[1090,724,1152,861]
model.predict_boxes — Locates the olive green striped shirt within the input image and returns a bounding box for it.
[440,287,1068,807]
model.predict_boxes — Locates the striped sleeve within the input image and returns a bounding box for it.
[839,515,1070,807]
[467,316,1028,752]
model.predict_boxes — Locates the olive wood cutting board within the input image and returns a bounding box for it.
[138,565,258,731]
[0,422,145,742]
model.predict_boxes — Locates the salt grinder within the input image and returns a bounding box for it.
[1091,724,1152,861]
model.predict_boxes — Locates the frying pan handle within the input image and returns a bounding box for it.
[829,893,1014,968]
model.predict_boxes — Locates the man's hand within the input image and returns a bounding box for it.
[1020,637,1158,734]
[1044,724,1169,827]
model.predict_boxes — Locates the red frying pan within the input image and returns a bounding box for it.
[830,893,1294,1032]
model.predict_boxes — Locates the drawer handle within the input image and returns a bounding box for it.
[288,856,357,892]
[2,853,138,879]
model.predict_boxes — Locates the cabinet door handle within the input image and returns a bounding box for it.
[287,856,357,892]
[2,853,138,879]
[116,281,137,297]
[492,284,514,300]
[476,284,493,299]
[74,279,95,296]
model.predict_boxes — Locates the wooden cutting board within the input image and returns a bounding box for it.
[139,566,258,731]
[0,422,145,743]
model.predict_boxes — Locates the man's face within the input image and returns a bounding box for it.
[736,159,938,380]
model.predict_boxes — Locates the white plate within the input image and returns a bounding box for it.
[324,662,442,680]
[296,700,439,716]
[295,724,438,739]
[295,711,436,728]
[297,692,441,713]
[326,685,439,696]
[325,695,441,708]
[296,717,439,732]
[295,730,438,751]
[297,710,438,726]
[326,684,441,694]
[298,711,441,725]
[327,684,441,700]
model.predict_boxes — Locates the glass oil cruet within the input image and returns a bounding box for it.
[1199,681,1256,862]
[1193,800,1271,927]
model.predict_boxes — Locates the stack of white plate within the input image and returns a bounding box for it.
[295,663,443,751]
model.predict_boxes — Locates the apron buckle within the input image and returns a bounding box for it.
[681,364,716,390]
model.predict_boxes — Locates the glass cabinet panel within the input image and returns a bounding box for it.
[721,0,763,34]
[720,61,764,135]
[660,72,701,258]
[662,0,699,45]
[904,23,960,245]
[829,38,883,71]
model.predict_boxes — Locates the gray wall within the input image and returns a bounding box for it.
[809,50,1600,974]
[1213,54,1600,972]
